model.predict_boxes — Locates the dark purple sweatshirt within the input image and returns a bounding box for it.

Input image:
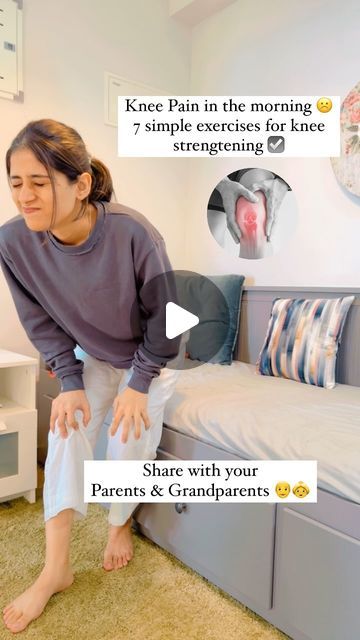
[0,200,181,393]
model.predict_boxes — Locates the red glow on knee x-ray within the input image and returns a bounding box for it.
[235,190,267,258]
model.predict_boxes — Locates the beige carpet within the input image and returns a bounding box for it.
[0,476,289,640]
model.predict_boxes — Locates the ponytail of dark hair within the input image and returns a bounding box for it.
[89,157,114,203]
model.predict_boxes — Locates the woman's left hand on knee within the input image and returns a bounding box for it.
[109,387,151,443]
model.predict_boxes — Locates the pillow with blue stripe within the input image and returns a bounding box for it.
[256,296,354,388]
[175,273,245,365]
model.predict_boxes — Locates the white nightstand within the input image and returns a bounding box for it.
[0,349,38,503]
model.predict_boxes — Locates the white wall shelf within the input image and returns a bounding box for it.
[0,349,38,503]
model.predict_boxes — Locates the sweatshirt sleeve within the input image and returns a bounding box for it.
[127,239,181,393]
[0,247,85,392]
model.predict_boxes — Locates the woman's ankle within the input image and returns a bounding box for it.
[109,517,132,534]
[42,560,73,574]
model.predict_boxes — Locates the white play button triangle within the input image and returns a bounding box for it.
[166,302,199,339]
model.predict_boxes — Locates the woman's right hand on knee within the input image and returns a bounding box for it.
[49,390,91,439]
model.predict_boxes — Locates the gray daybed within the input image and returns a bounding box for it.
[133,286,360,640]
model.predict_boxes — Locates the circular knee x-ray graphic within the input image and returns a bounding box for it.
[207,168,297,259]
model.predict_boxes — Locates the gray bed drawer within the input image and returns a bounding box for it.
[284,488,360,541]
[135,450,276,610]
[274,507,360,640]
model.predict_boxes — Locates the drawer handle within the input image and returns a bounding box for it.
[175,503,187,514]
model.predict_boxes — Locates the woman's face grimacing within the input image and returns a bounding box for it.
[9,148,91,232]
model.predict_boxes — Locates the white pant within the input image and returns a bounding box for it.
[43,350,180,526]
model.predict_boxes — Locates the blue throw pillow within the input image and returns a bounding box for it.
[175,273,244,364]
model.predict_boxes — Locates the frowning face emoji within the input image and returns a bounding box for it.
[317,97,332,113]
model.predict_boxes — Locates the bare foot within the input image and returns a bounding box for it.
[103,518,134,570]
[2,565,74,633]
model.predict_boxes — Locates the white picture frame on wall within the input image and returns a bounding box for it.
[104,71,169,127]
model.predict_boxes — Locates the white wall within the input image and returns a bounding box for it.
[0,0,191,361]
[2,0,359,367]
[185,0,360,286]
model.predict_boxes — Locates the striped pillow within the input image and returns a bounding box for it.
[256,296,354,388]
